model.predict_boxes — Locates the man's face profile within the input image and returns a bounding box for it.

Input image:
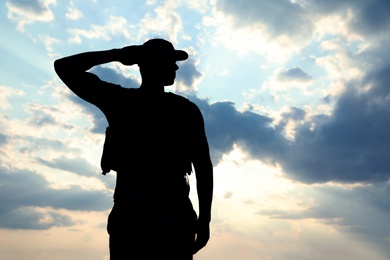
[141,59,179,86]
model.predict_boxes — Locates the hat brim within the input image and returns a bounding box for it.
[174,50,188,61]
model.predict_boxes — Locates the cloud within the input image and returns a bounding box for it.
[230,0,383,40]
[25,103,58,127]
[215,0,311,39]
[0,85,24,110]
[199,1,316,63]
[209,0,390,64]
[258,183,390,250]
[277,67,312,82]
[1,207,75,230]
[90,66,140,89]
[302,0,390,39]
[66,1,82,21]
[66,94,107,134]
[280,60,390,184]
[0,133,8,146]
[37,156,98,177]
[138,0,183,44]
[67,16,130,44]
[352,0,390,35]
[40,34,60,58]
[191,53,390,185]
[6,0,56,31]
[0,166,112,229]
[189,96,287,165]
[18,135,79,156]
[175,58,203,92]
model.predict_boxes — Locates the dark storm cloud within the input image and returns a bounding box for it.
[190,96,287,165]
[24,103,75,130]
[277,67,312,82]
[216,0,312,38]
[211,0,390,184]
[0,133,8,145]
[189,58,390,184]
[276,107,306,133]
[37,156,98,177]
[300,0,390,37]
[68,94,108,134]
[6,0,51,15]
[90,66,139,89]
[306,0,390,34]
[304,0,360,14]
[25,104,58,127]
[18,135,80,156]
[0,166,112,229]
[352,0,390,34]
[216,0,390,41]
[283,63,390,184]
[281,107,306,121]
[176,58,202,91]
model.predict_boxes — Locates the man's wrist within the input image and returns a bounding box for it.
[197,215,211,224]
[111,48,124,63]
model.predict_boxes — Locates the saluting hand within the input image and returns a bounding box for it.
[119,45,142,66]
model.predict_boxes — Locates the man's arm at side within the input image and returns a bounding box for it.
[191,104,213,254]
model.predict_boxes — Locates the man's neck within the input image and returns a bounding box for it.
[140,82,165,94]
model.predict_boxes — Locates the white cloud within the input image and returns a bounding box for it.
[68,16,130,44]
[187,0,211,14]
[138,0,183,44]
[66,1,83,21]
[0,85,24,110]
[40,34,60,58]
[6,0,56,31]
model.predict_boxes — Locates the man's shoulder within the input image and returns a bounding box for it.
[166,92,197,107]
[167,92,188,100]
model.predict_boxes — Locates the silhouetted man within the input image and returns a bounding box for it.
[54,39,213,259]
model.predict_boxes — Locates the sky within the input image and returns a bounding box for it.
[1,0,390,259]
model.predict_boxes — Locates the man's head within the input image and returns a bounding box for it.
[139,39,188,87]
[140,39,188,65]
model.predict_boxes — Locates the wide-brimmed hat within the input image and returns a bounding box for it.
[140,39,188,65]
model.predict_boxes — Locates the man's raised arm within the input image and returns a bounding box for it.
[54,46,140,101]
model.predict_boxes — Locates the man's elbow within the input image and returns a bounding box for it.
[54,59,65,76]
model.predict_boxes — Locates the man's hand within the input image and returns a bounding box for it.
[193,219,210,254]
[119,45,141,66]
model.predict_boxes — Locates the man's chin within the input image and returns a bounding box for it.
[164,79,175,86]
